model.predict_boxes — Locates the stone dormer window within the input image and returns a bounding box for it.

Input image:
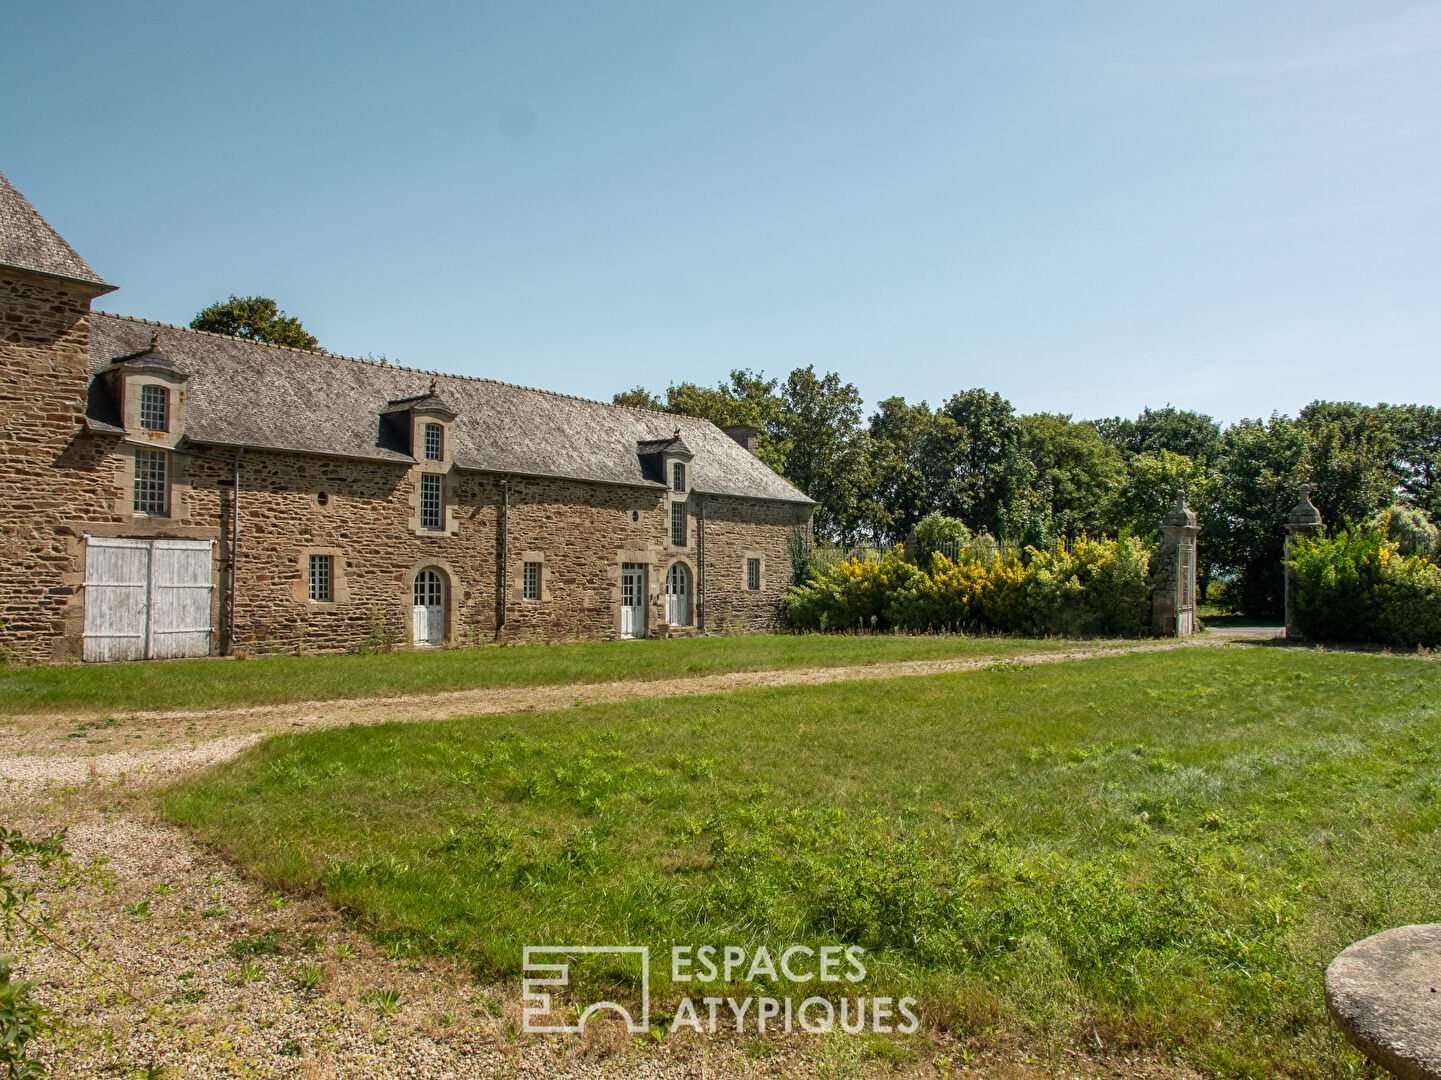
[637,429,695,550]
[102,336,189,446]
[382,381,457,464]
[139,385,169,432]
[672,462,686,492]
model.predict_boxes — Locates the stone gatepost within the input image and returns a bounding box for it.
[1152,494,1200,637]
[1284,483,1323,640]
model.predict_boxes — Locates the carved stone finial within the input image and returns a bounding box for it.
[428,379,438,396]
[1288,483,1322,528]
[1163,492,1197,528]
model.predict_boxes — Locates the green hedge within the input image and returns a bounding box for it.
[787,536,1154,637]
[1290,526,1441,648]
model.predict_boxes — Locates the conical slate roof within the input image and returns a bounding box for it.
[0,169,113,291]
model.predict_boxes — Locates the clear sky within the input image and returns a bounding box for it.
[4,2,1437,424]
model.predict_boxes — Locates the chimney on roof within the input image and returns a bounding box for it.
[722,424,760,458]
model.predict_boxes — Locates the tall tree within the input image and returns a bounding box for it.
[1297,401,1400,527]
[1391,404,1441,517]
[866,398,964,545]
[939,389,1039,543]
[1018,413,1125,542]
[781,366,873,543]
[1212,415,1311,618]
[1095,407,1222,464]
[191,295,320,350]
[613,387,664,410]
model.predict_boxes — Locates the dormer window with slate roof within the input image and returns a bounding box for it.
[386,382,460,536]
[100,334,190,447]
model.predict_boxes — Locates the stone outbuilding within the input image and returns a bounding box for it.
[0,169,814,662]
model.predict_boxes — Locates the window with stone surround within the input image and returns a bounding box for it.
[672,462,686,492]
[522,561,541,601]
[309,554,333,602]
[139,385,169,432]
[747,558,761,591]
[420,474,443,530]
[670,501,686,546]
[133,449,168,515]
[424,422,443,461]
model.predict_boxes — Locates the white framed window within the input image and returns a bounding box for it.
[424,422,443,462]
[672,462,686,492]
[308,554,333,602]
[139,385,169,432]
[133,449,168,515]
[522,561,541,601]
[747,558,761,591]
[670,501,686,546]
[420,473,443,530]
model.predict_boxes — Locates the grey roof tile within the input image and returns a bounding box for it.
[87,313,814,504]
[0,170,112,290]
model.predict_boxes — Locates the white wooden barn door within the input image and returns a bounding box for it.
[412,569,445,645]
[83,537,214,662]
[620,564,645,639]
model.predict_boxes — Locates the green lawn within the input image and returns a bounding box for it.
[161,648,1440,1078]
[0,633,1097,715]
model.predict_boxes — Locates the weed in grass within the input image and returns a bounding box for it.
[365,988,403,1017]
[165,988,207,1004]
[232,960,263,984]
[293,961,324,992]
[125,900,150,919]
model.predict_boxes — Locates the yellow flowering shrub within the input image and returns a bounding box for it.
[788,537,1154,637]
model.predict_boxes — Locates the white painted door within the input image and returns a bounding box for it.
[412,569,445,645]
[665,563,690,626]
[620,564,645,639]
[83,537,214,662]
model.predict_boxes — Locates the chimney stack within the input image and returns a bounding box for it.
[721,425,760,457]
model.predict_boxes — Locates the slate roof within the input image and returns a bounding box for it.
[87,313,813,505]
[0,170,113,291]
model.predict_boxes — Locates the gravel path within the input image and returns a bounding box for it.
[4,639,1237,1078]
[0,637,1228,796]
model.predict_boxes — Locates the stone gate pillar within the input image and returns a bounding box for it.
[1153,494,1200,637]
[1284,484,1323,640]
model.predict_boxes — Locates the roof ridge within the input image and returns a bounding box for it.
[92,311,699,422]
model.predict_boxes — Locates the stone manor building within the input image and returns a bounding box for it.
[0,170,814,663]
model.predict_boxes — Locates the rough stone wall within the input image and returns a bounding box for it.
[35,435,809,659]
[698,494,811,634]
[0,271,116,662]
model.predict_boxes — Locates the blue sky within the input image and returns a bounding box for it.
[5,2,1437,424]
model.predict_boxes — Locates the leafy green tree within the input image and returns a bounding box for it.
[939,389,1040,544]
[617,370,792,473]
[191,295,320,350]
[1212,416,1311,618]
[1018,413,1125,542]
[1111,449,1222,593]
[866,398,966,544]
[781,366,874,543]
[1298,401,1399,528]
[1095,407,1222,464]
[613,387,664,410]
[1391,404,1441,517]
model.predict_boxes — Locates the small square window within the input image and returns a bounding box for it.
[139,385,168,432]
[420,473,443,530]
[747,558,761,591]
[424,422,443,461]
[309,554,333,602]
[670,501,686,546]
[522,561,541,601]
[133,448,168,515]
[672,462,685,492]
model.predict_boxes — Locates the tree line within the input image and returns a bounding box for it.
[616,370,1441,619]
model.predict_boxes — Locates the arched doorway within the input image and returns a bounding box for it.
[412,568,446,645]
[665,563,691,627]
